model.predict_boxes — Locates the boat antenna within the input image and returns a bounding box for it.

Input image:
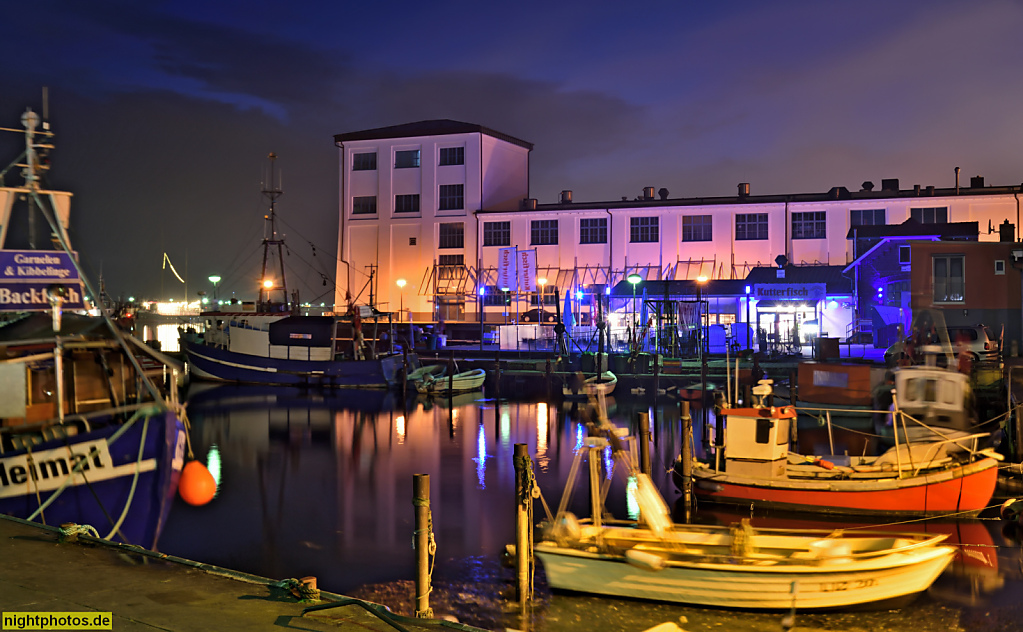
[258,152,289,311]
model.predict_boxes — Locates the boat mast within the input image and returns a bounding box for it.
[258,152,288,311]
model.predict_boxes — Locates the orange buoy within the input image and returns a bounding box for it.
[179,460,217,506]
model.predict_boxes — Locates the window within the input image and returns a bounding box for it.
[735,213,767,241]
[932,255,964,303]
[352,196,376,215]
[439,147,464,166]
[483,221,510,247]
[439,184,464,211]
[482,285,511,306]
[850,209,885,226]
[631,217,659,243]
[352,152,376,171]
[438,222,464,249]
[899,245,911,264]
[395,150,421,169]
[911,207,948,224]
[438,254,464,266]
[531,220,558,245]
[996,260,1006,275]
[409,237,417,246]
[395,194,420,213]
[792,211,826,239]
[682,215,712,242]
[580,218,608,244]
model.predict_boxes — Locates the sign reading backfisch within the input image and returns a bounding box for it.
[0,250,85,311]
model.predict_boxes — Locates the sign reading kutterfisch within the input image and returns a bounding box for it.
[753,283,826,302]
[0,249,86,310]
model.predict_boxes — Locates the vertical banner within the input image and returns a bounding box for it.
[497,247,518,291]
[519,249,537,293]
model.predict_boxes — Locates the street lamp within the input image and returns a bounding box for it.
[396,278,407,319]
[627,273,642,352]
[538,277,547,320]
[208,275,221,309]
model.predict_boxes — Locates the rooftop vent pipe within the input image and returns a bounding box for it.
[738,182,750,197]
[881,178,900,192]
[520,198,537,210]
[560,190,572,204]
[643,186,655,200]
[971,175,985,189]
[658,187,669,200]
[861,181,874,192]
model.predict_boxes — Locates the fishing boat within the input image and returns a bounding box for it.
[672,379,1000,516]
[179,154,415,389]
[0,106,187,549]
[415,367,487,394]
[533,388,956,609]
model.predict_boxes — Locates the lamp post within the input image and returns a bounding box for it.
[696,275,711,455]
[745,284,752,351]
[627,273,642,353]
[397,278,412,348]
[208,275,221,310]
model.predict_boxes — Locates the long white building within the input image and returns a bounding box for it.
[333,120,1019,342]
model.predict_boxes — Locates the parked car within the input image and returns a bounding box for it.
[884,324,1000,366]
[521,309,558,323]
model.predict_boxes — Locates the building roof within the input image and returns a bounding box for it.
[477,183,1022,214]
[845,218,978,240]
[745,265,853,295]
[333,119,534,150]
[609,267,852,298]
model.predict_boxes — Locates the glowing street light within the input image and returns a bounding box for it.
[208,275,221,308]
[396,278,407,320]
[262,279,274,289]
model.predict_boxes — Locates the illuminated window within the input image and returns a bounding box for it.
[850,209,885,226]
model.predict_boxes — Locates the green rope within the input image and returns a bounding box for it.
[58,523,99,543]
[272,578,321,602]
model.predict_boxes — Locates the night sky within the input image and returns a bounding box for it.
[3,0,1022,302]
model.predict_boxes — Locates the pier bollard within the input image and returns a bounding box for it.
[638,412,651,476]
[680,401,694,523]
[413,474,433,618]
[495,348,502,398]
[513,443,532,603]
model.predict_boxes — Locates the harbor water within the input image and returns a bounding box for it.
[157,384,1023,631]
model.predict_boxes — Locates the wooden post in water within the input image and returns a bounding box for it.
[789,369,798,445]
[495,347,502,398]
[638,412,651,476]
[513,443,531,604]
[413,474,433,618]
[679,400,693,523]
[545,355,552,399]
[448,351,455,400]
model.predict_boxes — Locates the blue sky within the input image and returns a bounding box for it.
[3,0,1023,299]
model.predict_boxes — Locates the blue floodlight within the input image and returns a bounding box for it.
[745,285,751,295]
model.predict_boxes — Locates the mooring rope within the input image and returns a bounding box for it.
[272,578,321,602]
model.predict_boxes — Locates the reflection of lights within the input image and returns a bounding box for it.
[474,423,487,489]
[396,415,406,444]
[604,445,614,479]
[536,403,549,471]
[207,444,222,497]
[626,474,639,520]
[500,410,511,447]
[574,423,585,451]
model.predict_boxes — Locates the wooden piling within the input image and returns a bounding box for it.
[680,400,693,523]
[513,443,531,603]
[638,412,651,476]
[413,474,433,618]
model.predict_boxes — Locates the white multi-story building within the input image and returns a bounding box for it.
[334,120,1019,340]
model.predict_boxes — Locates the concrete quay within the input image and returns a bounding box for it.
[0,515,485,632]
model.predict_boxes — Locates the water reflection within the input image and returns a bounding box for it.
[157,385,1021,631]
